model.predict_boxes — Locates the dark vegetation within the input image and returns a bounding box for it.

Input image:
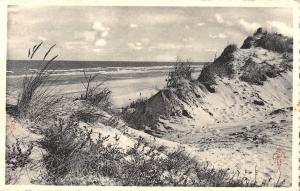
[241,27,293,53]
[198,28,293,88]
[79,70,111,111]
[239,58,281,85]
[166,58,193,88]
[16,42,59,121]
[5,140,34,184]
[198,44,237,92]
[121,59,195,132]
[32,116,282,186]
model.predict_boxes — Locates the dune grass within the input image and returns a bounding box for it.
[79,70,111,111]
[166,58,193,88]
[16,42,59,121]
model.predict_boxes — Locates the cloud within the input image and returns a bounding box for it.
[92,21,108,31]
[128,42,143,50]
[101,30,109,37]
[130,23,138,28]
[92,21,110,38]
[266,21,292,36]
[196,22,205,27]
[238,19,260,33]
[95,39,107,47]
[215,13,224,24]
[209,33,227,39]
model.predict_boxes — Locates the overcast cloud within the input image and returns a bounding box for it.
[7,6,292,61]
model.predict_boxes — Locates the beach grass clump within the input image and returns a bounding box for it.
[257,32,292,53]
[166,58,193,88]
[253,28,292,53]
[128,97,148,108]
[241,28,293,53]
[79,71,112,111]
[16,42,59,120]
[37,116,93,183]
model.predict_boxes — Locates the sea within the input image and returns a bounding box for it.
[6,60,207,107]
[7,60,207,75]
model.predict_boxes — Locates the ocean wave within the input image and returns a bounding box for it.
[6,65,203,78]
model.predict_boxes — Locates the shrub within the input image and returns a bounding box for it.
[6,140,34,184]
[239,58,280,85]
[38,117,93,183]
[17,42,59,120]
[35,116,284,186]
[80,70,111,110]
[128,97,148,108]
[241,28,293,53]
[121,106,157,131]
[72,106,106,124]
[256,32,292,53]
[166,58,193,88]
[121,97,158,131]
[6,139,33,171]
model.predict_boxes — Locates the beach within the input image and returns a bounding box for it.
[6,62,203,108]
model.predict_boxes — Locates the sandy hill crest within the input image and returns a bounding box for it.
[123,28,293,135]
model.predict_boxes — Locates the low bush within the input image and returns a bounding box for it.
[241,28,293,53]
[79,71,111,111]
[166,58,193,88]
[6,140,33,171]
[35,116,282,186]
[239,58,280,85]
[256,32,292,53]
[6,140,34,184]
[128,97,148,109]
[121,96,159,131]
[121,107,157,131]
[38,117,93,183]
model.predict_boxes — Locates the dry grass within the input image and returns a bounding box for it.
[241,28,293,53]
[256,32,292,53]
[16,42,59,120]
[166,58,193,88]
[79,70,111,111]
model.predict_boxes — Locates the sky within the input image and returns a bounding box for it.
[7,6,293,62]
